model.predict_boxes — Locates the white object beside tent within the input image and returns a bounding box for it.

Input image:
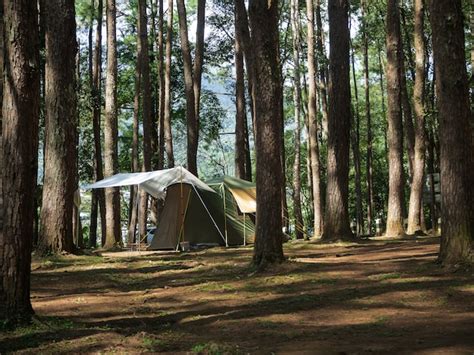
[83,166,214,199]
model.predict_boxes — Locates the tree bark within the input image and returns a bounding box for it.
[385,0,405,238]
[138,0,153,239]
[400,11,415,177]
[234,16,247,180]
[406,0,426,236]
[235,0,256,135]
[350,34,363,237]
[39,0,78,254]
[321,0,353,242]
[128,55,141,244]
[103,0,121,248]
[430,0,474,265]
[193,0,205,127]
[377,40,389,159]
[306,0,323,237]
[291,0,304,239]
[163,0,174,167]
[0,0,3,136]
[0,0,40,326]
[249,0,285,268]
[315,0,329,139]
[156,0,165,171]
[361,0,374,236]
[90,0,106,248]
[176,0,198,175]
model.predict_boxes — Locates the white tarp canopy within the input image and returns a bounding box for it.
[83,166,214,199]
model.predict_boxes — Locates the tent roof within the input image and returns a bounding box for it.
[83,166,214,199]
[207,175,256,213]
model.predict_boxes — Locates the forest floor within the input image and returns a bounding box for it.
[1,236,473,354]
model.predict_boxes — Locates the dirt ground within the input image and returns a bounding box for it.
[1,236,473,354]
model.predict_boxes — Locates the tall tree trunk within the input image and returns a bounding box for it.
[385,0,405,238]
[362,0,374,236]
[234,17,247,180]
[128,59,141,244]
[350,34,363,237]
[74,40,82,249]
[377,40,389,159]
[156,0,165,171]
[235,0,256,135]
[291,0,304,239]
[176,0,198,175]
[306,0,323,237]
[163,0,174,167]
[103,0,121,248]
[39,0,78,254]
[315,0,329,139]
[138,0,153,239]
[400,11,415,178]
[0,0,3,135]
[407,0,426,236]
[249,0,285,268]
[193,0,205,126]
[91,0,106,247]
[321,0,353,242]
[430,0,474,265]
[0,0,40,326]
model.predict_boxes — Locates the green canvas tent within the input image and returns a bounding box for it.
[206,175,256,246]
[84,167,256,250]
[149,181,251,250]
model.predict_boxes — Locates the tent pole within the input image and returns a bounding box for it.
[192,185,226,244]
[221,185,228,247]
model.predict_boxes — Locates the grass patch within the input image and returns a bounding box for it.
[257,320,284,329]
[191,341,240,354]
[368,273,402,281]
[194,282,236,292]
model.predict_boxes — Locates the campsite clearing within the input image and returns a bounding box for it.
[1,236,473,353]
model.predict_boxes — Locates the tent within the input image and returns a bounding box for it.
[206,175,256,245]
[84,167,252,250]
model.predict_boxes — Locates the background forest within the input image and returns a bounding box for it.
[1,0,473,335]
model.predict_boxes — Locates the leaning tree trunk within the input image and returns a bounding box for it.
[39,0,78,255]
[306,0,323,237]
[406,0,426,236]
[103,0,121,248]
[0,0,40,326]
[321,0,353,242]
[176,0,198,175]
[138,0,153,240]
[291,0,304,239]
[249,0,285,268]
[385,0,405,238]
[163,0,174,167]
[430,0,474,265]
